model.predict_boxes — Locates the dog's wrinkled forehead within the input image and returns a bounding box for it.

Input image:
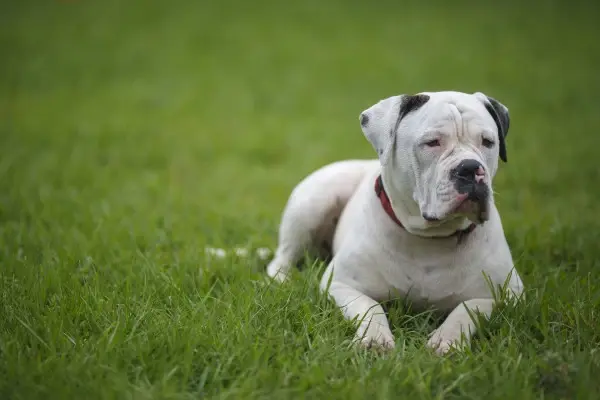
[417,92,496,130]
[360,91,511,163]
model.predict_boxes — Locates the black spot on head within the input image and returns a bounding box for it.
[377,94,430,162]
[393,94,430,133]
[360,113,369,127]
[400,94,431,118]
[482,96,510,162]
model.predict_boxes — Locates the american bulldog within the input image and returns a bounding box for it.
[267,91,524,354]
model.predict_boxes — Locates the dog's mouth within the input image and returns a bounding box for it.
[454,194,489,223]
[422,191,490,225]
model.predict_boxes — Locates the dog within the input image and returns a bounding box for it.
[266,91,524,354]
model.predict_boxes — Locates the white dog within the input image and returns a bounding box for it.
[267,91,524,354]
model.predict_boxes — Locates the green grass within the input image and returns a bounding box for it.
[2,0,600,398]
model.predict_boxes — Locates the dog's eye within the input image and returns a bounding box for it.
[482,138,495,148]
[424,139,441,148]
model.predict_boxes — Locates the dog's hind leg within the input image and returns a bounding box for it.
[267,160,377,282]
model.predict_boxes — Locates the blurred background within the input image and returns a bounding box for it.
[2,0,600,397]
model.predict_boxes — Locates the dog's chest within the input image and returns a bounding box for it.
[377,242,486,311]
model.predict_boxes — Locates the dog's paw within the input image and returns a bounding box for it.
[426,337,454,355]
[426,329,466,356]
[356,328,395,352]
[268,271,289,283]
[266,259,291,282]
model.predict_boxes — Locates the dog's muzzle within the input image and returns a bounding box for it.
[450,159,490,221]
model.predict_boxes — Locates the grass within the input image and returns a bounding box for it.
[1,0,600,398]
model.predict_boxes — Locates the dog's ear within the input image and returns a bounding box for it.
[474,92,510,163]
[359,94,430,165]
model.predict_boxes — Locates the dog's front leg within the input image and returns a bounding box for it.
[426,298,495,355]
[326,281,395,350]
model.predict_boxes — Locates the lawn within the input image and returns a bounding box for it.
[2,0,600,398]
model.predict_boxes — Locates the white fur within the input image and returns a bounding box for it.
[267,91,524,354]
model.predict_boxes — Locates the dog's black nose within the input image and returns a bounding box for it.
[452,159,484,181]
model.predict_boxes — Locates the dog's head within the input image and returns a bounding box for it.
[360,91,510,228]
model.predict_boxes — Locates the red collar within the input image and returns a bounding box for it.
[374,175,476,240]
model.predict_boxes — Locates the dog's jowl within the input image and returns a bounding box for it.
[267,91,523,355]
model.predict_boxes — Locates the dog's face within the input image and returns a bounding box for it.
[360,91,510,225]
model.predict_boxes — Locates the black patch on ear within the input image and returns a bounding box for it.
[360,113,369,127]
[393,94,431,133]
[483,96,510,162]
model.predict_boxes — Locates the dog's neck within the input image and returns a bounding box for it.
[380,172,474,238]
